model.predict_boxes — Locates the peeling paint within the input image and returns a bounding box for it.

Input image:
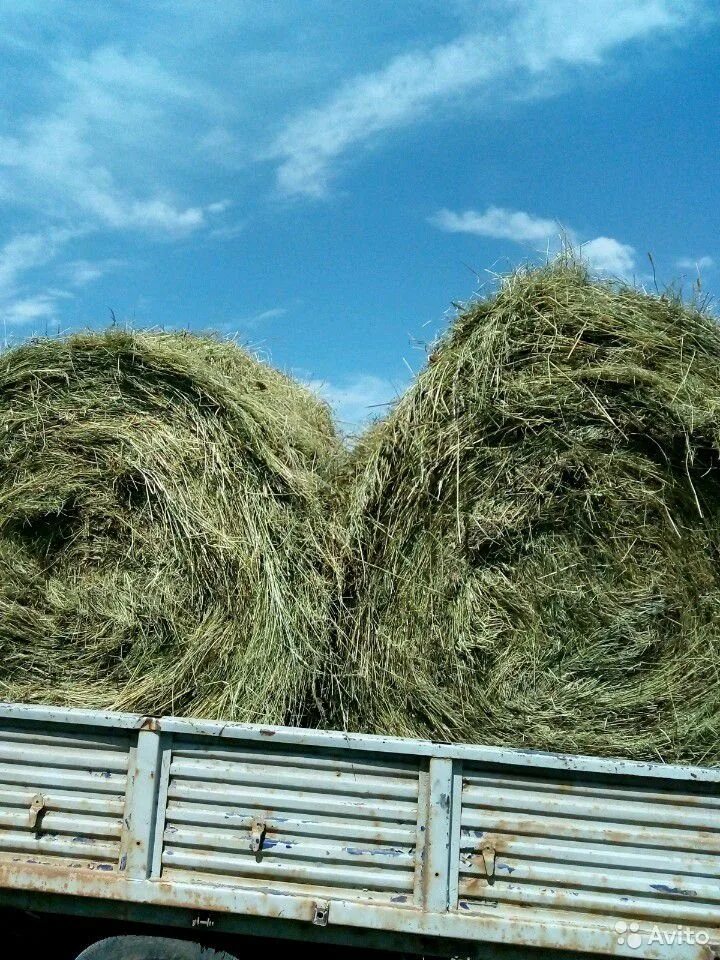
[345,847,404,858]
[651,883,697,897]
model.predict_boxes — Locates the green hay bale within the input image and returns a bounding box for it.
[0,329,341,722]
[340,261,720,764]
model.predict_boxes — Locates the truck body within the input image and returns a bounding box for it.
[0,702,717,959]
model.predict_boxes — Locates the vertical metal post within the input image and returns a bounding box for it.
[447,760,463,909]
[121,726,163,880]
[150,736,173,878]
[413,765,430,907]
[422,756,456,913]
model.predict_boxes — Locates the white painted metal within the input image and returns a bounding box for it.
[122,728,163,879]
[447,761,463,909]
[0,702,717,960]
[0,717,130,873]
[161,735,421,901]
[458,762,720,931]
[421,758,454,912]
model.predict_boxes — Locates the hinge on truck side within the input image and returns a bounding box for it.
[250,818,266,854]
[480,844,496,883]
[28,794,47,831]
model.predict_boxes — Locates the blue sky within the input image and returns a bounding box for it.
[1,1,717,427]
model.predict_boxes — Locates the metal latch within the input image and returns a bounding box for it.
[250,818,266,854]
[28,794,46,831]
[480,844,496,883]
[312,901,330,926]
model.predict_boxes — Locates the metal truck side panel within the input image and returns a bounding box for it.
[0,704,716,960]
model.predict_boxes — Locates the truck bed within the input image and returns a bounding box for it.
[0,703,717,959]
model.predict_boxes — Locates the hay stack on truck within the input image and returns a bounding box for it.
[0,296,718,959]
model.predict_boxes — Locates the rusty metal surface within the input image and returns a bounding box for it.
[458,763,720,934]
[0,703,717,960]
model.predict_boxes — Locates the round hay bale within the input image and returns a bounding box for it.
[340,262,720,764]
[0,329,341,722]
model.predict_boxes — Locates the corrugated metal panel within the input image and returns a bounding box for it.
[2,704,720,786]
[161,737,421,902]
[457,764,720,930]
[0,703,717,959]
[0,720,130,872]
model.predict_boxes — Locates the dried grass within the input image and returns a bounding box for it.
[0,329,341,723]
[338,260,720,764]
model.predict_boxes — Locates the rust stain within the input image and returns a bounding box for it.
[462,876,489,896]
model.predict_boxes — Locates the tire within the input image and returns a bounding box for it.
[75,936,238,960]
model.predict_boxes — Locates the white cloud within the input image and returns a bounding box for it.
[58,45,200,113]
[270,1,697,197]
[308,374,399,428]
[2,293,61,326]
[676,255,714,270]
[235,307,287,328]
[430,204,637,277]
[210,306,286,334]
[0,227,76,296]
[0,42,234,333]
[430,206,560,242]
[206,200,231,215]
[580,236,636,275]
[62,258,124,287]
[78,191,207,234]
[270,32,498,198]
[209,221,248,241]
[0,227,81,333]
[0,46,224,237]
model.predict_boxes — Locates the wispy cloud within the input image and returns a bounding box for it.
[308,373,399,428]
[209,220,248,241]
[430,207,560,243]
[0,227,77,295]
[234,307,287,329]
[3,293,61,326]
[431,203,637,277]
[61,258,125,288]
[206,306,287,336]
[0,42,236,337]
[0,46,224,237]
[270,1,698,197]
[0,227,82,331]
[676,255,714,270]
